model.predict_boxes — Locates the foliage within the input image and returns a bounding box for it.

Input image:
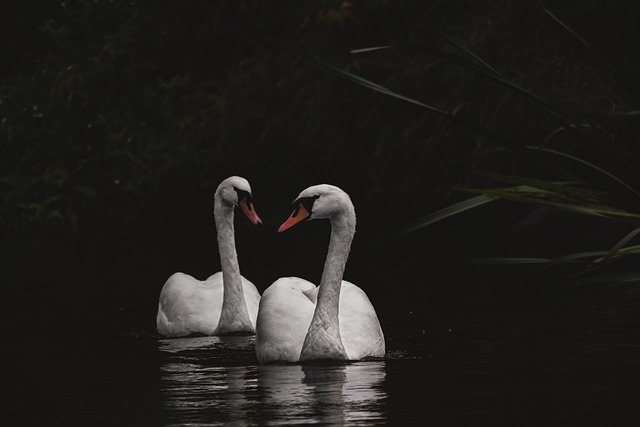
[1,0,380,229]
[322,3,640,282]
[2,0,640,284]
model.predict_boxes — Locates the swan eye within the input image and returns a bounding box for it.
[234,188,253,206]
[293,195,320,215]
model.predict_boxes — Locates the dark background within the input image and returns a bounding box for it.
[3,0,640,316]
[2,1,640,423]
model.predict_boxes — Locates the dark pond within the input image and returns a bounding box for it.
[4,228,640,425]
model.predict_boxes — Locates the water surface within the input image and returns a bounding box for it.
[158,335,387,425]
[5,232,640,425]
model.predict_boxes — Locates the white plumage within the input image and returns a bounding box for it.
[256,184,385,363]
[157,176,262,337]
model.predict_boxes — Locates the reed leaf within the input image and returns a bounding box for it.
[543,8,640,103]
[464,257,552,265]
[543,251,610,269]
[307,55,513,146]
[466,251,608,267]
[614,245,640,256]
[423,25,502,75]
[420,43,578,132]
[598,226,640,265]
[387,194,497,240]
[432,41,638,180]
[463,182,640,219]
[539,124,591,148]
[525,145,640,197]
[613,110,640,116]
[568,271,640,286]
[350,45,395,54]
[354,27,639,178]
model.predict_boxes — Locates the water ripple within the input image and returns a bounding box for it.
[158,336,387,426]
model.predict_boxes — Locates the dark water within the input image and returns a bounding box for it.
[5,230,640,425]
[158,336,387,425]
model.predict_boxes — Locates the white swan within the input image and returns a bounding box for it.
[156,176,262,337]
[255,184,385,363]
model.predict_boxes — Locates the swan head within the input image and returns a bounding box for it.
[216,176,262,225]
[278,184,354,232]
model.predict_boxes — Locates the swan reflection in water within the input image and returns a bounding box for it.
[159,335,258,425]
[159,336,387,425]
[158,334,254,353]
[259,362,387,425]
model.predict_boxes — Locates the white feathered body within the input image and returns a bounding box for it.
[157,271,261,337]
[255,277,385,363]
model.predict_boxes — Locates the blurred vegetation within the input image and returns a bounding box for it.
[2,0,640,282]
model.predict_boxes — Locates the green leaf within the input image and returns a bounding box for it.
[306,54,510,145]
[544,251,609,269]
[424,25,502,75]
[568,271,640,286]
[544,8,640,103]
[464,257,552,265]
[350,45,395,54]
[387,194,497,240]
[463,181,640,219]
[525,145,640,197]
[615,245,640,256]
[612,110,640,116]
[598,226,640,265]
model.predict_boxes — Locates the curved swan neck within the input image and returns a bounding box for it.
[317,212,355,311]
[300,209,355,360]
[214,196,252,333]
[214,199,238,275]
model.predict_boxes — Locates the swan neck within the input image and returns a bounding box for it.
[214,197,252,333]
[317,213,355,306]
[300,211,355,360]
[214,199,239,279]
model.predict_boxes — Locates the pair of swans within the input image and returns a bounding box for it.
[156,176,385,363]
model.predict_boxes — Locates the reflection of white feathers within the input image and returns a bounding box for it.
[158,338,387,425]
[158,334,254,353]
[159,335,257,425]
[258,362,387,425]
[156,176,261,337]
[256,184,385,363]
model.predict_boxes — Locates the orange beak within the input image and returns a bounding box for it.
[239,198,262,225]
[278,204,310,233]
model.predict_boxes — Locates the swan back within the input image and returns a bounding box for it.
[256,277,317,363]
[338,281,385,359]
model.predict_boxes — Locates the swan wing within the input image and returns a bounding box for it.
[156,272,224,337]
[255,277,316,363]
[339,281,385,360]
